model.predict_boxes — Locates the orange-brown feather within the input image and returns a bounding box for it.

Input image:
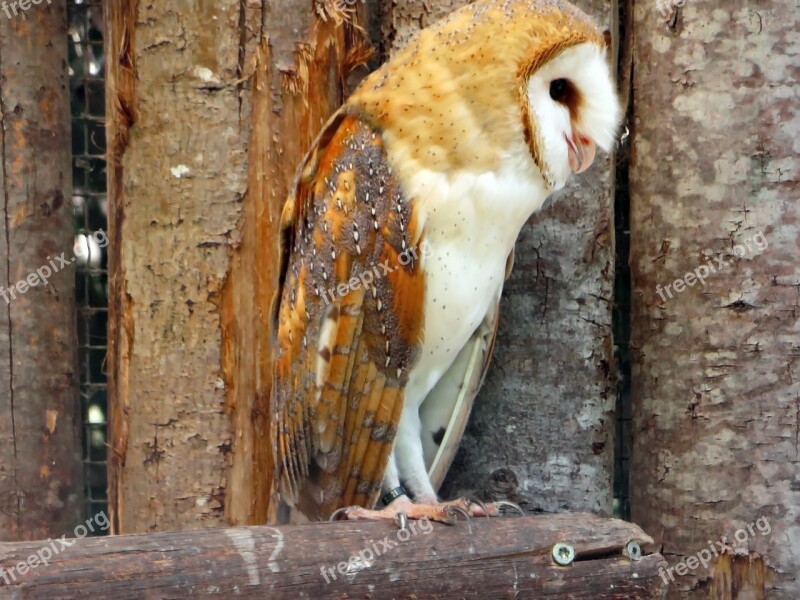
[352,385,400,507]
[270,113,426,522]
[382,242,426,347]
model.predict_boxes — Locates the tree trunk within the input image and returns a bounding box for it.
[105,0,369,533]
[0,0,83,541]
[629,1,799,598]
[436,0,620,516]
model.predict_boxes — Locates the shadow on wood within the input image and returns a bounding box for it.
[0,512,667,599]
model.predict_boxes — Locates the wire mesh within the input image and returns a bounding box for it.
[68,0,108,532]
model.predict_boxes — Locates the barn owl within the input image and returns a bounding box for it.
[269,0,621,526]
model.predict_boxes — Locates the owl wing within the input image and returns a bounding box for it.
[269,110,426,523]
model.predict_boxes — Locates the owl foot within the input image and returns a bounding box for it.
[329,497,520,528]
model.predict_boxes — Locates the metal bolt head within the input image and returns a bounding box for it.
[552,542,575,566]
[626,541,642,561]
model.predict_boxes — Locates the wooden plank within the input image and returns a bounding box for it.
[0,513,667,599]
[0,0,83,541]
[629,0,800,597]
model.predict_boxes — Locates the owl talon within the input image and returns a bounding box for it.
[329,507,354,522]
[466,496,491,518]
[493,500,524,517]
[444,504,471,523]
[442,504,471,532]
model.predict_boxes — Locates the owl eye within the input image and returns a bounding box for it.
[549,78,569,103]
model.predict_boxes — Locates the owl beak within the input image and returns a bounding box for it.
[566,134,596,174]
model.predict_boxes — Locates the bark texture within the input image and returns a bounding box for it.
[0,0,83,541]
[424,0,620,516]
[105,0,253,534]
[220,2,370,526]
[378,0,469,55]
[105,0,369,532]
[0,513,665,599]
[629,1,799,598]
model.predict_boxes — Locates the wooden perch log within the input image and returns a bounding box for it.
[0,513,667,599]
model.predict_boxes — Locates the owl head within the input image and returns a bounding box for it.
[350,0,621,194]
[519,24,621,190]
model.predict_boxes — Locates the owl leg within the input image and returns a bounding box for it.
[330,411,518,525]
[394,407,438,503]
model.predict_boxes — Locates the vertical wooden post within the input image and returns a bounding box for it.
[0,0,84,540]
[220,2,370,526]
[105,0,255,534]
[630,1,799,597]
[105,0,368,532]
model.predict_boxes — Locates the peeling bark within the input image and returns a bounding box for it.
[0,0,83,540]
[629,1,799,598]
[106,0,369,532]
[221,4,370,526]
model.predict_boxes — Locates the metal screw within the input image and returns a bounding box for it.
[626,541,642,561]
[552,542,575,566]
[394,512,408,532]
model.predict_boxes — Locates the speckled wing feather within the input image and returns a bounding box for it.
[269,112,426,523]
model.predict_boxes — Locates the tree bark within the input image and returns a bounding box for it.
[0,0,83,541]
[0,513,665,599]
[629,1,799,598]
[430,0,621,516]
[220,0,371,528]
[105,0,369,533]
